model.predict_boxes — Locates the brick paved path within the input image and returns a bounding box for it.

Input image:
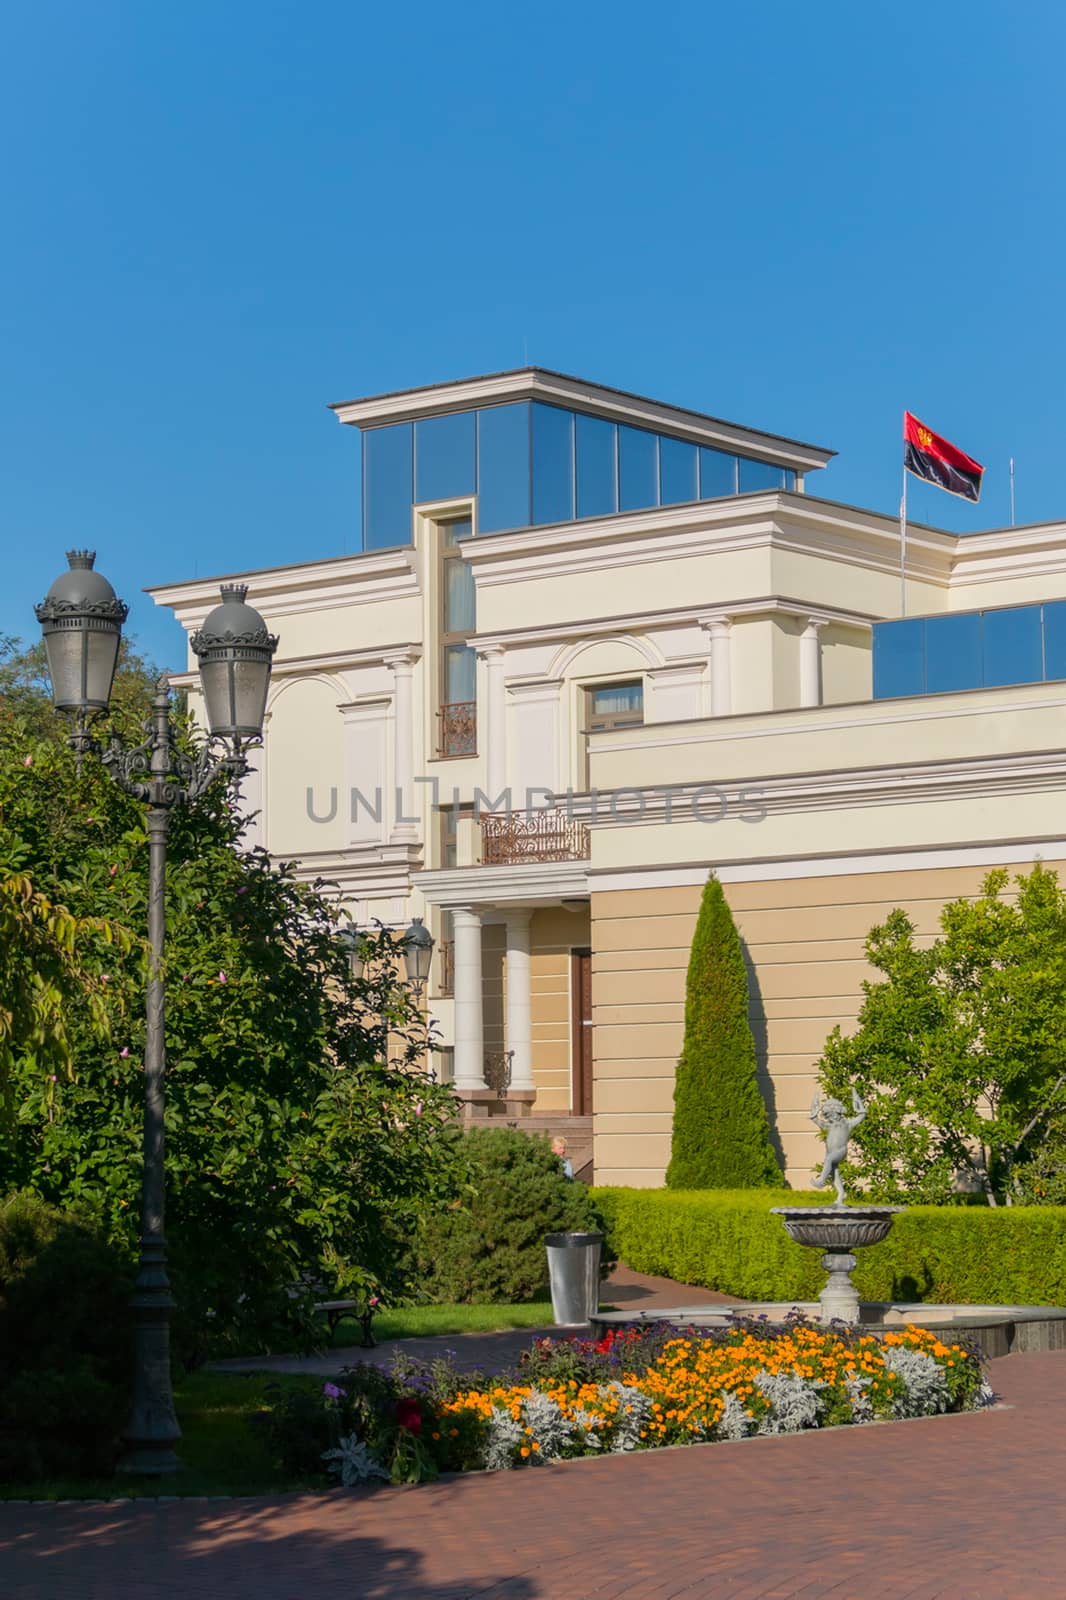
[3,1349,1065,1600]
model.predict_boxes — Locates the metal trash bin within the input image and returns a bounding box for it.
[544,1231,604,1327]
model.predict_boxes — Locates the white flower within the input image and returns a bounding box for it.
[322,1434,389,1486]
[882,1345,951,1419]
[752,1370,823,1434]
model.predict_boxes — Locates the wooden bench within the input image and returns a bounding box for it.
[289,1279,378,1348]
[313,1297,376,1348]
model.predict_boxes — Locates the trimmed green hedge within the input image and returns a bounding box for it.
[593,1187,1066,1307]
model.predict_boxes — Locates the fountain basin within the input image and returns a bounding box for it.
[769,1205,904,1323]
[591,1302,1066,1360]
[771,1205,903,1251]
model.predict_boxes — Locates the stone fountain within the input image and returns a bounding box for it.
[771,1089,901,1323]
[593,1084,1066,1356]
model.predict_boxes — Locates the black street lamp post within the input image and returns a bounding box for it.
[35,555,277,1475]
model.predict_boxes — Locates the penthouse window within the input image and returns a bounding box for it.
[360,404,797,551]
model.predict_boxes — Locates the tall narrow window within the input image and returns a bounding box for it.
[438,517,477,755]
[583,679,643,787]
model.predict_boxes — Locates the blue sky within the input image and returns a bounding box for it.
[2,0,1062,669]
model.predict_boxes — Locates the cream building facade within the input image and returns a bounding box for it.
[151,369,1066,1186]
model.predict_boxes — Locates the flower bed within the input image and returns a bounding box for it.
[256,1318,989,1486]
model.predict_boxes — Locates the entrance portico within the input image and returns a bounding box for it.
[419,860,590,1122]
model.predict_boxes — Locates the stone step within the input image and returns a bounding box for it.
[462,1107,594,1180]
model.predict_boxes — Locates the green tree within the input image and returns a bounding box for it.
[0,676,467,1362]
[0,870,132,1112]
[666,875,781,1189]
[818,865,1066,1206]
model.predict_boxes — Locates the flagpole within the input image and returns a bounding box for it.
[900,458,908,618]
[1009,457,1016,527]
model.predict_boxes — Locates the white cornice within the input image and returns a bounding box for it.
[472,593,875,656]
[459,492,956,591]
[585,749,1066,827]
[589,680,1066,757]
[591,836,1066,892]
[283,844,421,900]
[950,520,1066,590]
[147,549,420,629]
[329,367,834,472]
[415,859,590,907]
[164,642,416,690]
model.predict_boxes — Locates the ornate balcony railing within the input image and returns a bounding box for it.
[438,701,477,757]
[481,808,590,865]
[438,940,454,997]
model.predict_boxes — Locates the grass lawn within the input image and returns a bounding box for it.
[0,1371,323,1502]
[0,1308,556,1500]
[330,1301,553,1347]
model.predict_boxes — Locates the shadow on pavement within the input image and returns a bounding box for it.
[0,1498,539,1600]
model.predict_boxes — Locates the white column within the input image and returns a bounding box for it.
[701,615,733,716]
[799,619,825,708]
[504,910,533,1091]
[478,644,507,803]
[385,650,418,840]
[452,906,486,1091]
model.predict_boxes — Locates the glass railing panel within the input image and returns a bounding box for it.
[925,612,982,694]
[982,605,1043,688]
[872,617,924,698]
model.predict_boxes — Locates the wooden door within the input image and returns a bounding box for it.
[571,948,593,1115]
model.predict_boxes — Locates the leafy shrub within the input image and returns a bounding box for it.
[593,1186,1066,1306]
[412,1127,611,1304]
[666,877,781,1189]
[257,1363,444,1486]
[0,1191,132,1480]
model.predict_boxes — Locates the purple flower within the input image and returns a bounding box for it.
[322,1382,344,1399]
[119,1047,130,1059]
[369,1295,380,1307]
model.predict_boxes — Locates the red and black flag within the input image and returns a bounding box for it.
[903,412,984,503]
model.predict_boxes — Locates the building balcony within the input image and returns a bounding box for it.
[480,808,590,865]
[438,701,477,757]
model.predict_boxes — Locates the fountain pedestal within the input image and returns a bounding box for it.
[771,1207,903,1324]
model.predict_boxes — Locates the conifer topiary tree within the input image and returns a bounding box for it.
[666,875,781,1188]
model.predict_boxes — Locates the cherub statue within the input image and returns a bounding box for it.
[810,1087,866,1206]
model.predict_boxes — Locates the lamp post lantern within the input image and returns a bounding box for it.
[401,915,435,998]
[35,553,278,1475]
[337,921,368,982]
